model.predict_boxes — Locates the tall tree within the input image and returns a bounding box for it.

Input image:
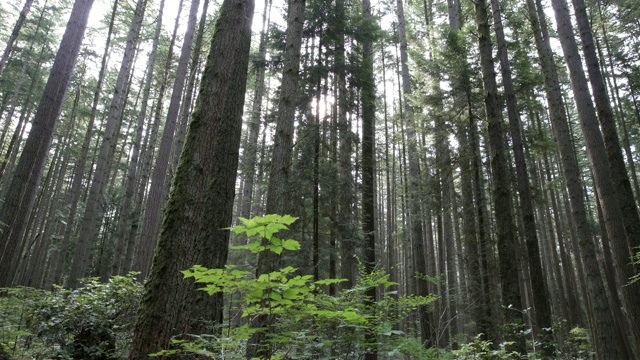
[361,0,377,356]
[245,0,306,356]
[137,0,201,277]
[0,0,35,78]
[488,0,553,352]
[395,0,432,347]
[0,0,96,288]
[473,0,525,352]
[128,0,255,355]
[68,0,148,287]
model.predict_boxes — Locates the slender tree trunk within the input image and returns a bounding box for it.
[246,0,306,355]
[68,0,147,287]
[362,0,377,356]
[0,0,96,288]
[0,0,34,78]
[138,0,200,278]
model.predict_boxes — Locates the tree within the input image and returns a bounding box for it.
[128,0,255,355]
[0,0,96,288]
[361,0,377,356]
[473,0,525,352]
[0,0,35,78]
[68,0,148,288]
[245,0,306,356]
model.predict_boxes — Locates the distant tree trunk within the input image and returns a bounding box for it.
[395,0,432,347]
[0,0,34,78]
[239,0,271,220]
[68,0,147,288]
[245,0,306,356]
[111,0,166,276]
[51,0,119,285]
[488,0,553,352]
[170,0,209,170]
[0,0,96,288]
[128,0,255,355]
[137,0,200,278]
[133,0,184,275]
[473,0,525,352]
[552,0,640,354]
[526,0,630,357]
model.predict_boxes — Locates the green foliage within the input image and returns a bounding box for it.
[5,273,142,359]
[562,327,594,359]
[0,286,47,358]
[451,335,523,359]
[158,214,436,359]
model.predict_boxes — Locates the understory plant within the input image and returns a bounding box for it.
[154,214,437,359]
[27,274,142,359]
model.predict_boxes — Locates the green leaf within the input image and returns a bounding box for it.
[282,239,300,251]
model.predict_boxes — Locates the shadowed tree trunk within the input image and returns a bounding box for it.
[128,0,255,356]
[488,0,553,353]
[473,0,525,352]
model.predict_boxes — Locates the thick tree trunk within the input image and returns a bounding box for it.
[128,0,255,355]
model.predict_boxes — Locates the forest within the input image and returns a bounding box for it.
[0,0,639,358]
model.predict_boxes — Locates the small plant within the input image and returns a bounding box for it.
[154,214,436,359]
[451,334,523,359]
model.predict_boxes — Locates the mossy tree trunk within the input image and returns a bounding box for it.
[128,0,255,356]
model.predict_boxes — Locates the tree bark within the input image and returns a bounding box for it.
[128,0,255,355]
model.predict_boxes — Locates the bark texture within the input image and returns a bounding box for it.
[128,0,255,356]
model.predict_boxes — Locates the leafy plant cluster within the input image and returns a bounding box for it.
[154,214,437,359]
[0,274,142,360]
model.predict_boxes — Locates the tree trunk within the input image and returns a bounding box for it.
[128,0,255,355]
[474,0,525,352]
[246,0,306,356]
[0,0,96,288]
[138,0,201,278]
[68,0,147,287]
[361,0,377,356]
[489,0,553,352]
[0,0,34,78]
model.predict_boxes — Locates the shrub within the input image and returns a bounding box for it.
[154,214,437,359]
